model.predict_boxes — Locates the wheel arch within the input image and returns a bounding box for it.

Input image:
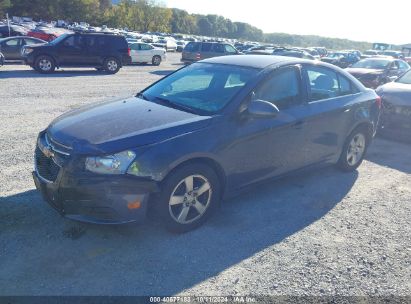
[162,156,227,194]
[34,53,58,67]
[348,121,374,143]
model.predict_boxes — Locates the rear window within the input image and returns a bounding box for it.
[184,42,200,52]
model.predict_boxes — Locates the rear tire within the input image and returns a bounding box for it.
[103,57,120,74]
[34,55,55,73]
[337,127,369,172]
[155,163,221,233]
[152,55,161,66]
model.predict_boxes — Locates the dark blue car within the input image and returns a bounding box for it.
[33,55,381,232]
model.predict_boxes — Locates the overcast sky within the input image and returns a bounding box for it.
[164,0,410,45]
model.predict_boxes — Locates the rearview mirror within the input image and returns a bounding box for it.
[247,99,280,117]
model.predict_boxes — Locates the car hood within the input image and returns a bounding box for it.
[376,82,411,107]
[345,68,385,77]
[47,97,213,155]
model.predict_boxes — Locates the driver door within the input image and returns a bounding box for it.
[221,65,310,189]
[58,35,87,65]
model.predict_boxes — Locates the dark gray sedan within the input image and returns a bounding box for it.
[0,36,46,60]
[376,70,411,142]
[33,55,381,232]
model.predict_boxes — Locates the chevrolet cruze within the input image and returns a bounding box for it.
[33,55,381,232]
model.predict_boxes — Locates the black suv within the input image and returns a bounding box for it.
[181,42,240,64]
[22,32,131,74]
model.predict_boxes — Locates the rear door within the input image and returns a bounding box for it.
[139,43,155,62]
[200,42,214,59]
[1,38,22,60]
[129,43,140,63]
[301,64,361,164]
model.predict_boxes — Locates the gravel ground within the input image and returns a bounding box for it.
[0,53,410,298]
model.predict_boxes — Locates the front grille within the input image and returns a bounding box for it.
[35,146,60,183]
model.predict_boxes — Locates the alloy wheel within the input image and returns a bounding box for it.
[39,59,52,71]
[347,133,366,166]
[107,60,118,72]
[168,174,212,224]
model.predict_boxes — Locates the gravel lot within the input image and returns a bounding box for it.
[0,53,410,297]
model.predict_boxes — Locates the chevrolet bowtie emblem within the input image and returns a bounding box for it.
[42,144,55,158]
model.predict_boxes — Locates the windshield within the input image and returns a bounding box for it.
[351,59,390,69]
[48,33,69,45]
[396,70,411,84]
[329,53,343,58]
[142,63,259,114]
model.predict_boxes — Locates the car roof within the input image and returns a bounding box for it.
[201,55,308,69]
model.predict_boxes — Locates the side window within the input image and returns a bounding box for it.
[201,43,213,52]
[141,44,152,51]
[213,44,225,53]
[391,61,399,70]
[224,44,237,54]
[338,75,358,96]
[5,39,20,46]
[184,42,199,52]
[255,67,301,110]
[85,36,96,48]
[305,66,339,101]
[62,36,84,49]
[130,43,140,51]
[398,61,409,70]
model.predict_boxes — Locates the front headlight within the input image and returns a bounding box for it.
[85,150,136,175]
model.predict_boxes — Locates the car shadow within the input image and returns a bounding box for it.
[0,68,109,79]
[0,166,357,295]
[365,138,411,174]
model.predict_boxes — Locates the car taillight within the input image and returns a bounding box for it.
[128,48,131,56]
[376,96,382,109]
[196,53,201,60]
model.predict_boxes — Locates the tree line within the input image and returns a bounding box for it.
[1,0,372,50]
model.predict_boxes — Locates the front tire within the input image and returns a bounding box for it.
[156,163,221,233]
[152,55,161,66]
[35,55,55,73]
[337,128,369,172]
[103,57,120,74]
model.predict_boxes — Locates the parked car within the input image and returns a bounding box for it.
[0,36,46,60]
[346,58,410,88]
[0,51,4,67]
[152,38,177,52]
[272,48,315,60]
[0,24,28,38]
[376,69,411,142]
[33,55,380,232]
[176,41,187,52]
[362,50,381,58]
[129,42,166,66]
[381,50,404,59]
[321,52,359,68]
[27,27,61,42]
[181,41,240,64]
[22,32,131,74]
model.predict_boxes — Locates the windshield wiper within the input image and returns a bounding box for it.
[151,96,199,115]
[136,92,149,101]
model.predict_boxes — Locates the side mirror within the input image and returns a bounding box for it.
[247,99,280,117]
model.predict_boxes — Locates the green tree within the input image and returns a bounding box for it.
[0,0,11,17]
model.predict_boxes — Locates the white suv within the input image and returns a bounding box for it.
[129,42,166,66]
